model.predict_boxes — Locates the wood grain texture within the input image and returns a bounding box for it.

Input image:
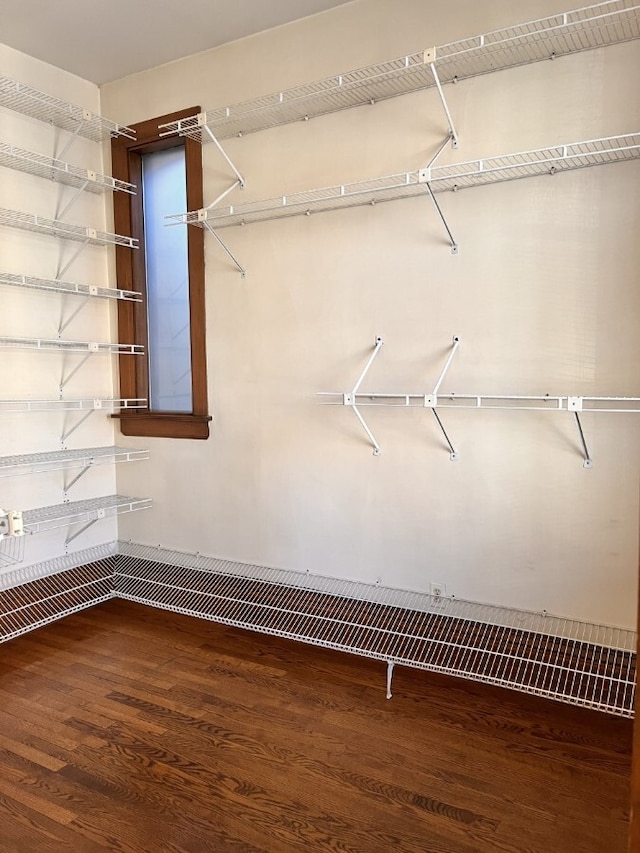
[0,599,632,853]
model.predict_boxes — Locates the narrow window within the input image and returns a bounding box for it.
[111,109,210,439]
[142,147,192,413]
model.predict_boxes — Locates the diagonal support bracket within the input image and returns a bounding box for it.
[569,399,593,468]
[343,336,384,456]
[424,336,460,460]
[424,52,459,149]
[202,221,246,278]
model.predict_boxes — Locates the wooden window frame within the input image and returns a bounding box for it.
[111,108,211,440]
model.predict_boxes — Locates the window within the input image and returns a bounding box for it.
[111,108,211,439]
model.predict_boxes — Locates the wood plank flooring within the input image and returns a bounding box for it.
[0,599,632,853]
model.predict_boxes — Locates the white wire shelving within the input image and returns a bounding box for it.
[169,133,640,231]
[0,545,117,643]
[0,398,146,414]
[318,336,640,463]
[0,271,141,303]
[0,142,135,194]
[0,74,135,143]
[0,336,144,356]
[0,207,138,248]
[0,446,149,478]
[114,541,636,718]
[160,1,640,141]
[22,495,152,536]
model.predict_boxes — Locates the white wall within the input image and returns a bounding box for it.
[0,43,123,570]
[102,0,640,628]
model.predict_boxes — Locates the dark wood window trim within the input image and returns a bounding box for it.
[111,108,211,440]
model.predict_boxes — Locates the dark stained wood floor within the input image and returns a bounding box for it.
[0,599,632,853]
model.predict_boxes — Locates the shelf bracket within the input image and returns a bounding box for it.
[61,409,94,443]
[58,295,90,335]
[426,56,459,149]
[65,516,99,546]
[430,408,458,460]
[57,237,91,280]
[423,181,458,254]
[343,336,384,456]
[433,335,460,395]
[202,221,246,278]
[55,121,86,162]
[60,352,93,390]
[571,407,593,469]
[201,124,245,188]
[63,465,91,492]
[424,336,460,459]
[56,181,90,221]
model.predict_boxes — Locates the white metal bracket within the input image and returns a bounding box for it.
[426,336,460,460]
[0,508,25,541]
[424,49,458,149]
[342,336,384,456]
[202,220,246,278]
[571,406,593,468]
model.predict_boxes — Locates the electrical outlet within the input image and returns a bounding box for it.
[430,582,446,599]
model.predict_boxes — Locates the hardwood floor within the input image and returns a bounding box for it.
[0,599,632,853]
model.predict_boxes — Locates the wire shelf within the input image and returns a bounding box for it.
[114,542,636,718]
[160,1,640,141]
[0,74,135,143]
[0,535,25,568]
[0,541,116,590]
[0,398,146,414]
[0,143,135,194]
[0,336,143,356]
[0,207,138,248]
[0,446,149,478]
[0,271,141,302]
[22,496,152,535]
[0,553,116,643]
[171,133,640,229]
[320,393,640,413]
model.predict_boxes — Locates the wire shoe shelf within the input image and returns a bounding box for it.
[114,542,636,718]
[0,545,117,642]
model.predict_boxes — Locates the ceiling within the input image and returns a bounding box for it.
[0,0,355,85]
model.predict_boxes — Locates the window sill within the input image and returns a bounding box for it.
[112,412,212,440]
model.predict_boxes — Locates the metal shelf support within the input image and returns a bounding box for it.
[343,336,385,456]
[426,55,459,148]
[319,338,640,465]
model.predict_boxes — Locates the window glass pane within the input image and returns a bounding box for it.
[142,147,193,413]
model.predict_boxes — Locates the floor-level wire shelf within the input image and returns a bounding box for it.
[170,133,640,229]
[0,143,135,194]
[114,541,636,718]
[0,446,149,478]
[0,74,135,143]
[22,496,152,535]
[0,271,141,302]
[0,207,138,248]
[160,0,640,141]
[0,336,143,355]
[0,544,117,642]
[0,398,146,414]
